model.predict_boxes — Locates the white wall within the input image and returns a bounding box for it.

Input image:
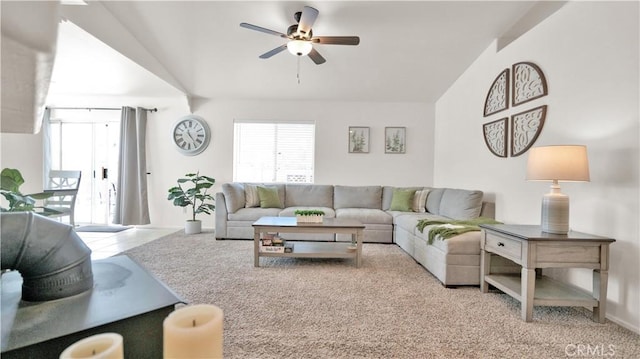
[0,132,44,194]
[2,99,433,230]
[434,2,639,332]
[146,100,434,230]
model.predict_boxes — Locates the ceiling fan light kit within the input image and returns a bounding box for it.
[287,40,313,56]
[240,6,360,65]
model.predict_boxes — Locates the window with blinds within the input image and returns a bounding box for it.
[233,120,315,183]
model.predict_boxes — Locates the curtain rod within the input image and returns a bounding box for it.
[46,106,158,112]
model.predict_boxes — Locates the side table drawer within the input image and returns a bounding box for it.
[485,232,522,262]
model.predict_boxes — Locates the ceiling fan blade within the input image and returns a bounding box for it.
[240,23,287,38]
[308,48,326,65]
[259,44,288,59]
[312,36,360,45]
[297,6,319,38]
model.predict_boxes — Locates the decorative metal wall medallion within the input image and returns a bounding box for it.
[510,105,547,157]
[483,69,509,117]
[482,118,508,158]
[482,61,548,158]
[512,62,548,106]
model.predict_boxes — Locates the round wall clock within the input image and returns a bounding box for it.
[171,115,211,156]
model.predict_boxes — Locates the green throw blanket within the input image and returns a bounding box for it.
[416,217,502,244]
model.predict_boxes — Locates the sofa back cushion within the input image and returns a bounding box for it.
[334,185,382,209]
[222,182,245,213]
[439,188,484,220]
[285,184,333,207]
[425,188,445,214]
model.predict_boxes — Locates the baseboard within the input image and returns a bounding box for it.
[606,313,639,334]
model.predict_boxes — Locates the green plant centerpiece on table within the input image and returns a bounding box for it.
[294,209,325,223]
[167,172,215,234]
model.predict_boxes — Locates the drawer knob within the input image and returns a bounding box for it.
[498,242,505,247]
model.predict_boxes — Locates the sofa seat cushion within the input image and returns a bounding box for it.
[227,207,282,221]
[387,211,422,220]
[393,213,449,229]
[415,228,481,255]
[335,208,392,224]
[279,207,336,218]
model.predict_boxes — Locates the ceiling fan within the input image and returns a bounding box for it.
[240,6,360,65]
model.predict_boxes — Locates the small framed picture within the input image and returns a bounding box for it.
[348,127,370,153]
[385,127,406,154]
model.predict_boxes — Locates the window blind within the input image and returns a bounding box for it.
[233,120,315,183]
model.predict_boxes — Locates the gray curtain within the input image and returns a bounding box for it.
[113,106,150,225]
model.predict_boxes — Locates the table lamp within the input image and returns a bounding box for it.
[526,145,590,234]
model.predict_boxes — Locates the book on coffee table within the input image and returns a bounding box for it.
[260,241,294,253]
[261,245,285,253]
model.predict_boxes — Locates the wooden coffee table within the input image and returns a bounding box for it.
[252,217,365,267]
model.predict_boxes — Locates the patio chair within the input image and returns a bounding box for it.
[42,170,82,226]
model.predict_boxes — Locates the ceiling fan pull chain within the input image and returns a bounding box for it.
[297,56,301,85]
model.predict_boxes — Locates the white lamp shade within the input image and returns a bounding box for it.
[526,145,590,182]
[287,40,312,56]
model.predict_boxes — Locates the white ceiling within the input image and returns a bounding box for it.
[48,1,561,104]
[49,21,181,98]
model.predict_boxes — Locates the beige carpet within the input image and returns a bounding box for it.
[123,231,639,358]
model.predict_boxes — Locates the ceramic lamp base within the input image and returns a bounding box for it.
[541,189,569,235]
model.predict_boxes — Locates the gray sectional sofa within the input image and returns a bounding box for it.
[215,183,499,286]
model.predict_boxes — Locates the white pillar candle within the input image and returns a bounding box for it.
[60,333,123,359]
[163,304,224,358]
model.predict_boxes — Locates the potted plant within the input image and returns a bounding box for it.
[167,172,215,234]
[294,209,325,223]
[0,168,58,215]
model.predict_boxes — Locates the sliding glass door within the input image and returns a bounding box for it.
[49,110,120,225]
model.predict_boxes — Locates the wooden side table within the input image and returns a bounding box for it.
[479,224,615,323]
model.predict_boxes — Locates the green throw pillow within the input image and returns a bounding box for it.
[257,186,282,208]
[390,189,417,212]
